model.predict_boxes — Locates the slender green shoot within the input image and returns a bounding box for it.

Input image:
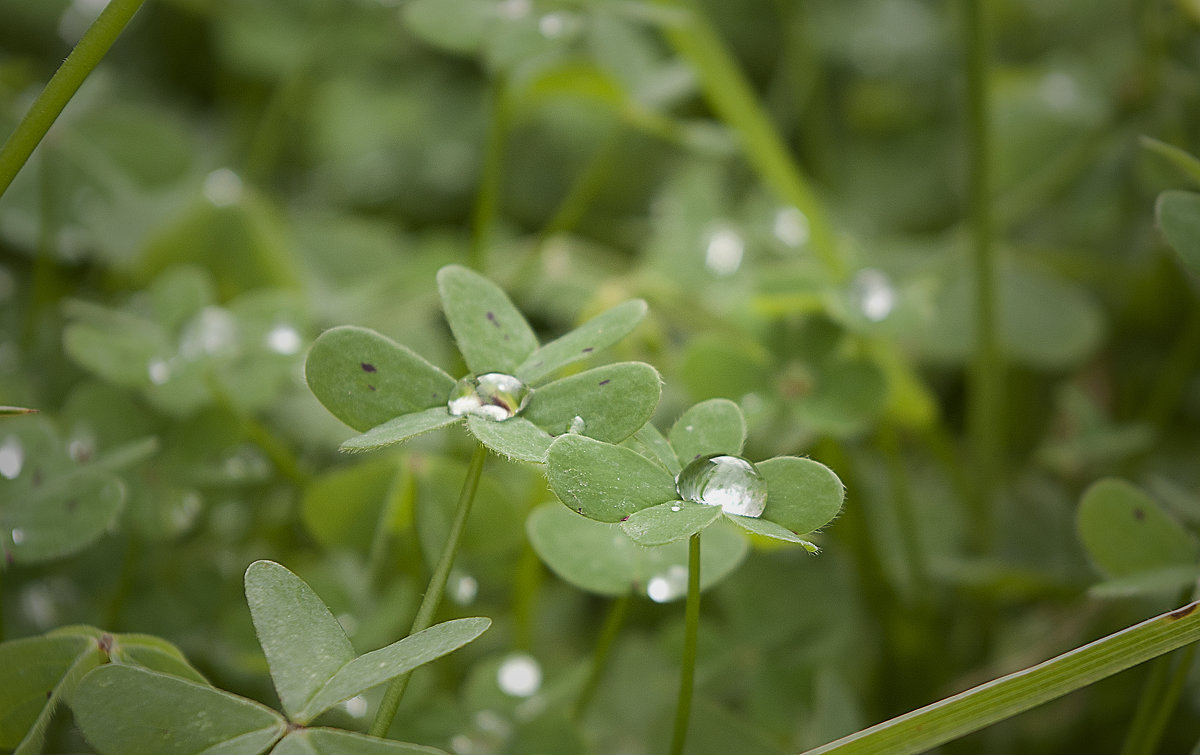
[572,594,630,722]
[369,442,488,737]
[802,601,1200,754]
[669,532,702,755]
[470,80,511,272]
[0,0,147,200]
[652,0,843,280]
[962,0,1002,554]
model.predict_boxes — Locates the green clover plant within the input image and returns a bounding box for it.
[544,397,844,754]
[64,560,488,755]
[305,264,659,462]
[304,263,659,736]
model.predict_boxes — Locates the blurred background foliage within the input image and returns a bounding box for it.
[3,0,1200,752]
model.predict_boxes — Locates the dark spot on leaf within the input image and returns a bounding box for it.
[1168,603,1198,620]
[487,312,499,327]
[577,507,584,514]
[45,690,52,700]
[582,347,594,353]
[599,379,610,386]
[1133,507,1145,522]
[368,384,376,391]
[621,515,630,522]
[361,362,377,373]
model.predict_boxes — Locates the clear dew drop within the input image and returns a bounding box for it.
[0,436,23,479]
[264,324,302,355]
[447,373,531,421]
[568,415,585,434]
[646,564,689,603]
[342,695,369,718]
[147,358,172,385]
[203,168,244,207]
[704,223,744,276]
[538,11,578,38]
[773,207,810,248]
[179,306,239,359]
[496,653,542,697]
[450,571,479,605]
[675,454,768,518]
[850,268,897,322]
[11,528,25,545]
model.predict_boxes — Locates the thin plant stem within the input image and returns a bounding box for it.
[877,423,927,594]
[369,442,487,738]
[962,0,1002,555]
[367,458,414,586]
[572,594,631,722]
[1130,643,1197,754]
[669,532,702,755]
[0,0,147,200]
[470,80,511,272]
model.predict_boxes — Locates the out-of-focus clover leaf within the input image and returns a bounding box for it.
[546,399,844,548]
[306,265,658,462]
[0,416,155,566]
[63,265,309,417]
[1077,478,1200,597]
[1157,190,1200,276]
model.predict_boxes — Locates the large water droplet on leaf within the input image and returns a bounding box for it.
[675,454,767,518]
[447,373,531,421]
[497,653,542,697]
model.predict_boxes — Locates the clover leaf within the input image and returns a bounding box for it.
[306,265,659,462]
[546,398,844,547]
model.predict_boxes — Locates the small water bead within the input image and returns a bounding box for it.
[264,324,302,355]
[773,207,810,248]
[447,373,531,421]
[850,268,897,322]
[147,358,172,385]
[675,454,768,518]
[496,653,542,697]
[646,564,689,603]
[179,306,239,359]
[0,436,23,479]
[203,168,244,207]
[568,415,585,434]
[11,528,25,545]
[704,224,744,277]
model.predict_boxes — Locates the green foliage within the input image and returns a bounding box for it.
[5,0,1200,752]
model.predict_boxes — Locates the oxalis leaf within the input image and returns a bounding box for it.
[273,727,449,754]
[758,456,845,534]
[516,299,648,384]
[73,665,286,755]
[1157,190,1200,276]
[546,434,677,522]
[668,398,746,466]
[1077,478,1198,580]
[438,265,538,375]
[521,362,662,444]
[621,501,723,546]
[246,560,490,724]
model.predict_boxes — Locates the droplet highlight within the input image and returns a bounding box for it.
[704,224,744,276]
[0,436,23,479]
[265,324,302,355]
[496,653,542,697]
[646,564,689,603]
[447,373,531,421]
[675,454,768,518]
[850,268,897,322]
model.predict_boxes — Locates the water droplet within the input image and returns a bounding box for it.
[538,11,578,38]
[147,358,172,385]
[1039,70,1082,112]
[496,653,542,697]
[11,528,25,545]
[450,571,479,605]
[0,436,23,479]
[675,454,767,517]
[646,564,689,603]
[704,224,744,276]
[265,324,302,355]
[773,207,810,247]
[66,425,97,463]
[343,695,369,718]
[496,0,531,19]
[203,168,244,207]
[179,306,239,359]
[568,415,585,434]
[670,504,681,512]
[850,268,897,322]
[447,373,531,421]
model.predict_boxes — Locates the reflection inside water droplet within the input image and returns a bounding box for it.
[448,373,531,421]
[646,564,689,603]
[497,653,542,697]
[675,454,767,518]
[0,436,23,479]
[850,268,897,322]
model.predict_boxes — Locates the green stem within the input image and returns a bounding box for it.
[962,0,1002,554]
[669,533,702,755]
[367,458,414,586]
[369,442,487,738]
[470,80,511,272]
[572,594,630,722]
[802,601,1200,755]
[877,423,927,594]
[653,0,844,280]
[0,0,147,200]
[539,125,621,241]
[1133,643,1197,754]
